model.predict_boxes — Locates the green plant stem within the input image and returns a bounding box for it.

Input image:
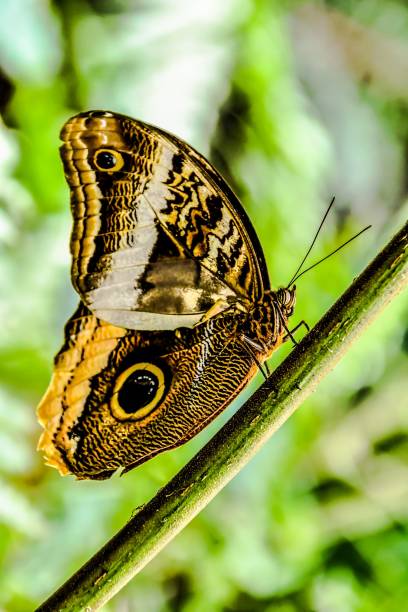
[37,221,408,611]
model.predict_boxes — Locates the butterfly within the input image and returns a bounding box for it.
[37,110,296,480]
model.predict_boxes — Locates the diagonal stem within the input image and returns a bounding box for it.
[36,221,408,612]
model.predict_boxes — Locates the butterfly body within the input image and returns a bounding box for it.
[37,111,295,479]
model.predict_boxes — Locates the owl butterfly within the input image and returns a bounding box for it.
[37,110,297,480]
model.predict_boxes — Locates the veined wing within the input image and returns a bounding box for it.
[60,110,270,330]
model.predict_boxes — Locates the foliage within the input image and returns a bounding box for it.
[0,1,407,610]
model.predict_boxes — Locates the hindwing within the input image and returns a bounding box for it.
[37,304,257,479]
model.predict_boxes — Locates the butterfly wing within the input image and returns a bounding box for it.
[60,110,270,330]
[37,304,257,479]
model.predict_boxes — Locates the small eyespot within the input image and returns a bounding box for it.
[111,362,167,421]
[93,148,124,172]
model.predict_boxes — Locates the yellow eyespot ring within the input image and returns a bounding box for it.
[93,148,124,172]
[111,362,166,421]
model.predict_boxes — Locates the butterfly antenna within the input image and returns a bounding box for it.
[290,224,372,284]
[287,196,336,288]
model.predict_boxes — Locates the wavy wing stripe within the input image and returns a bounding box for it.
[37,308,127,474]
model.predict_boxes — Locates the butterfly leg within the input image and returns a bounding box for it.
[283,320,310,343]
[239,334,270,379]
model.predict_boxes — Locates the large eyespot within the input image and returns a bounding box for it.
[93,148,124,172]
[111,362,167,421]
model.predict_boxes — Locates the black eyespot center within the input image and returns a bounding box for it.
[95,150,117,169]
[111,361,169,421]
[117,370,158,415]
[93,148,125,172]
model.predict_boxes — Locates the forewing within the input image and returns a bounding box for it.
[60,110,270,330]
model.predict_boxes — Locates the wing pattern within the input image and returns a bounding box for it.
[60,111,269,329]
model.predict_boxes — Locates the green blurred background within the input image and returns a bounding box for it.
[0,1,407,610]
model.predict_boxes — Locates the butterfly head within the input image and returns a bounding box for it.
[276,285,296,319]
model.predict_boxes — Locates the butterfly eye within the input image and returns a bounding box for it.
[93,148,124,172]
[111,362,167,421]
